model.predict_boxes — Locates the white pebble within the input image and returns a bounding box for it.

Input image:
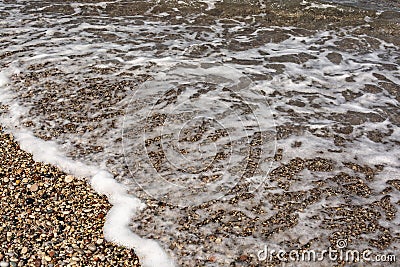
[21,247,28,254]
[64,175,74,183]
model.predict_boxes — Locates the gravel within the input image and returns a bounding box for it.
[0,127,141,267]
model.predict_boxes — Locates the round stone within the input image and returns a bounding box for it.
[64,175,74,183]
[30,183,38,192]
[87,244,97,252]
[21,247,28,254]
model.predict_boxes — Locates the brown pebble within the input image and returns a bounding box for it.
[30,183,39,191]
[239,255,248,261]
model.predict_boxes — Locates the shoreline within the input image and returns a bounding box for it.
[0,0,399,266]
[0,127,141,267]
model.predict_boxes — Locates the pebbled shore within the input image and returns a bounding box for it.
[0,0,399,266]
[0,127,140,267]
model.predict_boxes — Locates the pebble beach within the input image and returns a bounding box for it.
[0,127,140,266]
[1,0,400,266]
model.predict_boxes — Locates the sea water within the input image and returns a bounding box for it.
[0,0,399,266]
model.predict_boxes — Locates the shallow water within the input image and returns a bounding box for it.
[323,0,400,12]
[1,0,399,266]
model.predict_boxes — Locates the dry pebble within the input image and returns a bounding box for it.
[29,183,38,192]
[0,127,141,267]
[64,175,74,183]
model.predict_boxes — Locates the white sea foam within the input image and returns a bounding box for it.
[200,0,222,10]
[1,1,399,266]
[302,0,340,9]
[0,72,8,87]
[0,70,175,267]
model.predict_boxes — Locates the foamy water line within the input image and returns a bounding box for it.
[0,70,175,267]
[1,0,399,266]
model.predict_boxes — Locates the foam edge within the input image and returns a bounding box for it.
[0,70,175,267]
